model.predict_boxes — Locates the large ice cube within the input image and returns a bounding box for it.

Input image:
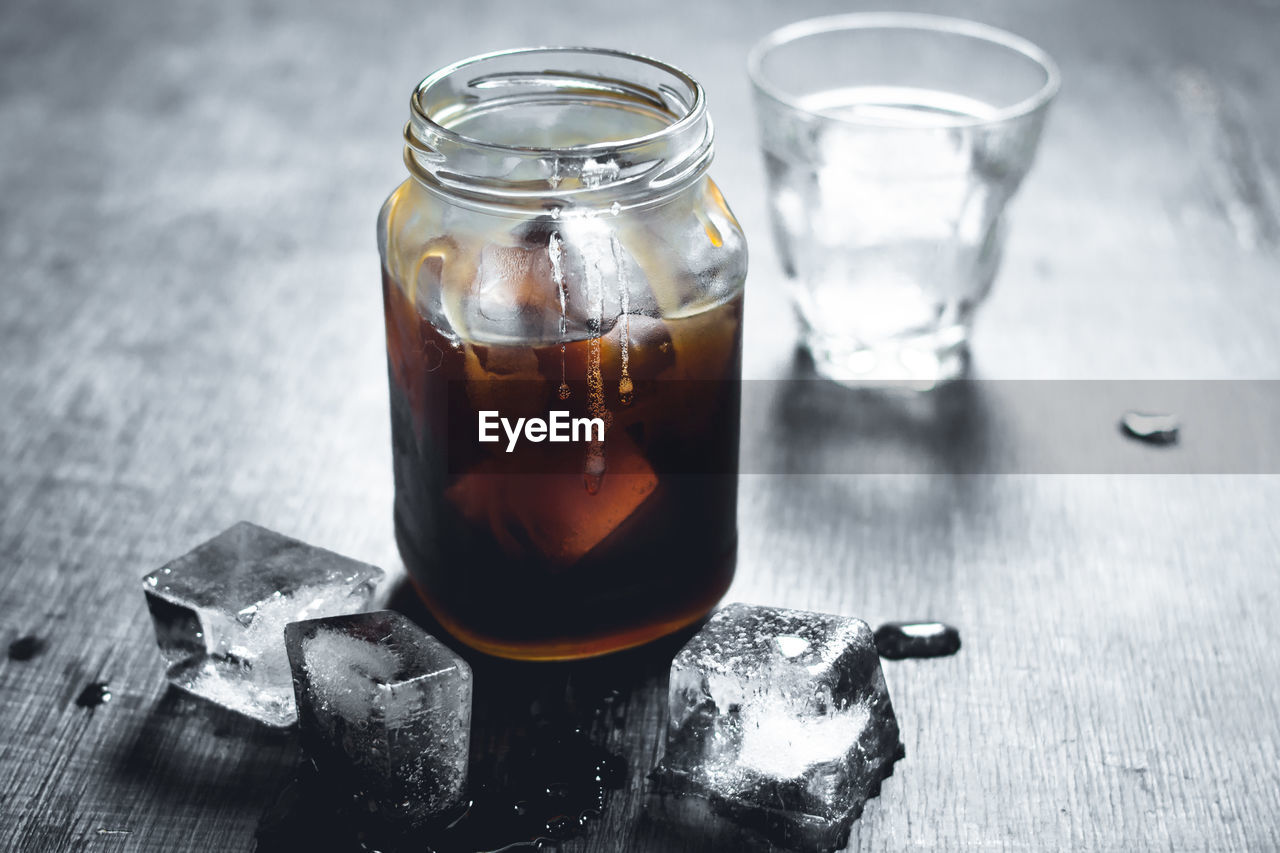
[651,603,904,852]
[446,430,658,567]
[141,522,383,727]
[284,610,471,826]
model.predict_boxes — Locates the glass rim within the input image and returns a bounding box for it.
[747,13,1062,129]
[411,46,707,156]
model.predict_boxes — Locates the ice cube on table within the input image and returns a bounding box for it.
[141,522,383,727]
[651,603,904,852]
[284,610,471,826]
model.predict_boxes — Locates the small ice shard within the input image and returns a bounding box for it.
[874,621,961,660]
[284,610,472,827]
[141,522,383,727]
[651,603,904,852]
[1120,411,1180,444]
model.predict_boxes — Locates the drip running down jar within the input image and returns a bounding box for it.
[379,48,747,660]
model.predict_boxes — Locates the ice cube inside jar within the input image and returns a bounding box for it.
[140,522,384,727]
[445,429,658,567]
[284,610,472,827]
[651,603,904,852]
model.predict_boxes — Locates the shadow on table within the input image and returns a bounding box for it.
[100,580,702,852]
[744,348,1000,477]
[109,684,297,812]
[255,580,702,852]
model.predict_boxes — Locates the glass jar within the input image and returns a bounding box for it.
[378,48,747,660]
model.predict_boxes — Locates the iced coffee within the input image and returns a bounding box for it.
[379,49,747,659]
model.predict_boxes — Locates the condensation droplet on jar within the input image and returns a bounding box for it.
[611,234,633,406]
[549,231,570,401]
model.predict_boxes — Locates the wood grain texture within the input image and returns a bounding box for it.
[2,0,1279,850]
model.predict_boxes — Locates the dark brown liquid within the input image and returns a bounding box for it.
[383,267,742,660]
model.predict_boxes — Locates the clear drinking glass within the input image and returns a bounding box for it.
[749,14,1059,386]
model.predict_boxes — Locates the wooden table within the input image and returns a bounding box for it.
[3,0,1278,850]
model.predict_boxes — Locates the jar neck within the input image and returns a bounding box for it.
[404,48,715,212]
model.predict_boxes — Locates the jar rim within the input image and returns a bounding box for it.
[404,47,715,209]
[411,46,708,156]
